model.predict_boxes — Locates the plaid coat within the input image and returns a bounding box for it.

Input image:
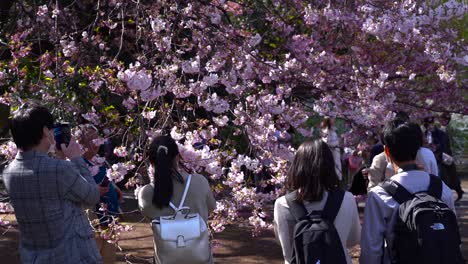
[2,151,102,264]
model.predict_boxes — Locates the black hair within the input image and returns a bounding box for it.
[394,111,410,123]
[412,123,424,148]
[286,139,339,202]
[0,103,9,136]
[147,135,184,208]
[10,103,54,150]
[383,121,421,163]
[423,116,435,124]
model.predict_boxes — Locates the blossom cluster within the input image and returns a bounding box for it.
[89,204,133,247]
[106,162,136,183]
[0,142,17,161]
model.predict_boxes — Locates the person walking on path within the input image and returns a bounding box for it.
[2,103,101,264]
[274,140,361,264]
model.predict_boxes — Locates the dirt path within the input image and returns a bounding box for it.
[2,180,468,263]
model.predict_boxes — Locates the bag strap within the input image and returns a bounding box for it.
[285,191,308,222]
[169,174,192,211]
[427,174,442,199]
[322,190,345,223]
[380,179,413,204]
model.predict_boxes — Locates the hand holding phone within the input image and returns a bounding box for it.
[60,138,83,160]
[53,123,71,151]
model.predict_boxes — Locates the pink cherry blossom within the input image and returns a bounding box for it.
[106,162,135,183]
[0,202,14,213]
[82,112,101,125]
[141,110,156,120]
[213,116,229,127]
[0,142,18,161]
[113,146,128,157]
[126,70,152,91]
[122,97,136,110]
[92,137,106,146]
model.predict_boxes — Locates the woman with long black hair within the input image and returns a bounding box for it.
[138,135,216,264]
[274,140,361,264]
[320,117,343,181]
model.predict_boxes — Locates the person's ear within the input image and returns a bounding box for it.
[43,126,51,140]
[383,145,394,164]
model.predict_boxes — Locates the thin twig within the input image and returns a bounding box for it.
[114,7,125,61]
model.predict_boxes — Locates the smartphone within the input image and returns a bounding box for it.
[53,123,71,151]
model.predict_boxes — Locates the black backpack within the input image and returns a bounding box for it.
[285,190,347,264]
[380,175,464,264]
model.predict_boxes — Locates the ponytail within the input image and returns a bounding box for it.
[148,136,183,208]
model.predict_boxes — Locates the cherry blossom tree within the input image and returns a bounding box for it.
[0,0,467,236]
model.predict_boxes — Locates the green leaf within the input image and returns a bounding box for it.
[104,105,116,112]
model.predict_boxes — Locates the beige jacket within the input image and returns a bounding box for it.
[367,152,394,191]
[138,171,216,222]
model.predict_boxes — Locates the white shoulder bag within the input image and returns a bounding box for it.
[151,175,212,264]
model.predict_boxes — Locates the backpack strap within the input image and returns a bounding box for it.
[169,174,192,211]
[285,191,308,221]
[427,174,442,199]
[169,202,178,211]
[322,190,345,223]
[380,179,414,204]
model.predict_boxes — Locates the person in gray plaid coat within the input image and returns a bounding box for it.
[2,104,102,264]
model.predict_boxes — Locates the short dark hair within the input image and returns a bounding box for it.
[383,121,421,163]
[286,140,339,202]
[10,103,54,150]
[412,123,424,148]
[394,111,410,123]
